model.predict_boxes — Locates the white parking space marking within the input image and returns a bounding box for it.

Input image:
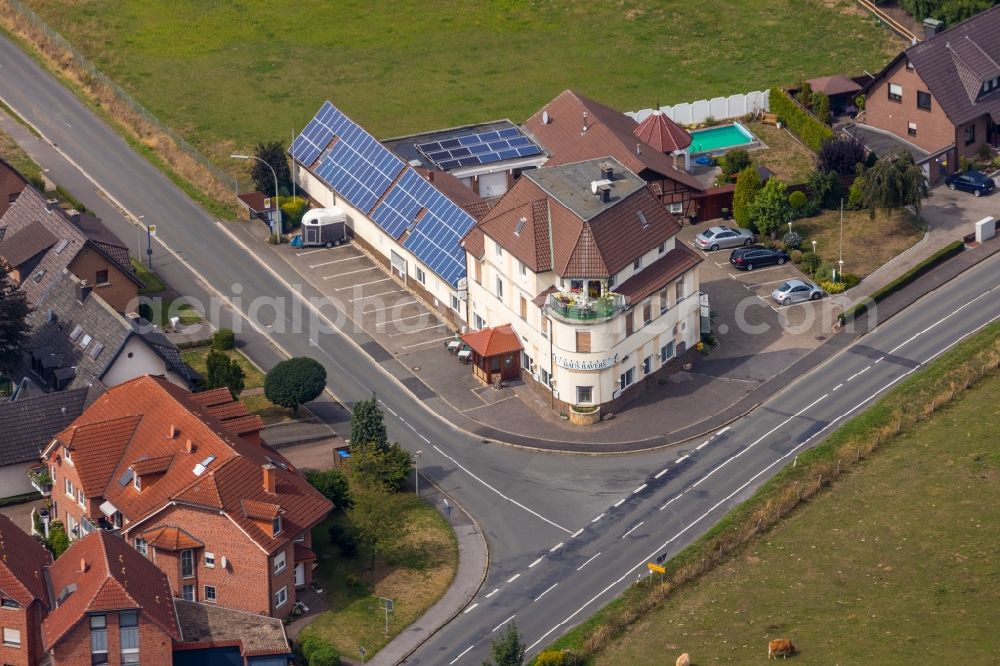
[296,247,338,256]
[309,255,364,268]
[571,528,584,538]
[591,513,605,523]
[390,323,448,337]
[577,552,601,571]
[363,299,416,312]
[728,264,788,276]
[376,312,430,326]
[349,289,404,302]
[747,276,798,287]
[550,542,564,553]
[322,266,377,280]
[401,335,454,350]
[335,277,391,291]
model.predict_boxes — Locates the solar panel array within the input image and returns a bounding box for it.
[416,127,543,171]
[293,102,477,287]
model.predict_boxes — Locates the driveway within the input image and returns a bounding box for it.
[921,176,1000,237]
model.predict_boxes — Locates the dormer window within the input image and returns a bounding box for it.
[133,473,141,492]
[272,515,283,536]
[64,446,73,464]
[906,60,914,71]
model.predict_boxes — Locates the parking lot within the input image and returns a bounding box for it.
[275,242,457,357]
[681,224,838,383]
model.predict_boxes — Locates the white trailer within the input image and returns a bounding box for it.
[301,207,349,247]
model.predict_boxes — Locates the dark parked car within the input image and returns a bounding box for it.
[729,245,790,271]
[945,170,995,197]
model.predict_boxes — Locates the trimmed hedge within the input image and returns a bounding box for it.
[839,240,964,324]
[769,87,834,152]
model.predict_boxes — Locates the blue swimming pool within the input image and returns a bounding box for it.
[688,122,758,155]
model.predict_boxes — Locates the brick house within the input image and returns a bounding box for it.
[42,530,180,666]
[0,182,144,314]
[0,514,52,666]
[859,6,1000,184]
[41,375,332,618]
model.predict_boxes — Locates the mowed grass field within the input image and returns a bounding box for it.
[593,372,1000,665]
[24,0,901,169]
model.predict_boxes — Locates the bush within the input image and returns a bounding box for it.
[847,179,865,210]
[842,272,861,289]
[47,520,69,558]
[732,167,762,226]
[818,135,868,176]
[840,241,964,323]
[307,469,353,509]
[812,91,831,125]
[535,650,572,666]
[796,80,813,108]
[790,249,804,264]
[820,280,846,294]
[782,231,803,250]
[205,350,245,400]
[299,635,341,666]
[769,87,834,152]
[799,252,820,274]
[807,169,841,209]
[211,328,235,350]
[959,155,971,172]
[801,200,821,217]
[327,522,359,557]
[264,357,327,415]
[721,149,752,178]
[815,263,835,282]
[788,190,807,211]
[280,195,310,232]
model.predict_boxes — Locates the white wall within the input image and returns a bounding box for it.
[627,90,771,126]
[0,463,34,499]
[101,336,185,388]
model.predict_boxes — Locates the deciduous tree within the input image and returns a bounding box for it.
[855,152,928,217]
[748,177,793,237]
[348,441,413,492]
[250,141,292,196]
[482,622,525,666]
[818,135,867,176]
[350,483,409,570]
[732,167,762,226]
[264,357,326,415]
[350,393,388,450]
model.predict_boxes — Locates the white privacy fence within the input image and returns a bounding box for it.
[626,90,771,126]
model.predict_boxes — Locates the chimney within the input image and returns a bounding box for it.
[76,279,92,303]
[66,209,81,224]
[582,111,589,133]
[600,162,614,181]
[185,438,194,454]
[923,17,943,40]
[427,171,435,182]
[262,463,276,494]
[599,186,611,204]
[46,198,60,212]
[79,558,87,573]
[169,424,178,439]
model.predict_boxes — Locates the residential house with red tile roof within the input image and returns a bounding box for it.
[523,90,705,216]
[853,6,1000,184]
[0,514,52,666]
[41,375,332,618]
[463,157,702,415]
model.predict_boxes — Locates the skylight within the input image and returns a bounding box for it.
[514,216,527,237]
[193,454,217,476]
[637,210,650,230]
[53,239,70,254]
[68,325,84,342]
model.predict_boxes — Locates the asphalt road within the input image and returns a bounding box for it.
[2,35,998,664]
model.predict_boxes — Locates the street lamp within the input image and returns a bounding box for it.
[413,450,423,496]
[811,239,817,255]
[231,154,280,243]
[787,221,793,236]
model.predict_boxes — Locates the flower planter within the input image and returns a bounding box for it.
[569,405,601,426]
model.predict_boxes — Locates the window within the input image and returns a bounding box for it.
[495,241,503,258]
[274,549,287,574]
[1,596,19,609]
[274,585,288,608]
[204,585,217,603]
[540,367,551,388]
[625,312,634,336]
[576,386,593,404]
[917,90,931,111]
[181,549,194,578]
[540,316,548,339]
[474,313,486,330]
[660,289,668,314]
[576,331,591,353]
[65,478,75,499]
[95,269,109,285]
[888,83,903,102]
[619,367,635,391]
[474,260,482,284]
[182,584,194,601]
[643,356,652,374]
[64,446,73,463]
[133,474,141,492]
[415,266,426,285]
[658,242,666,255]
[119,611,138,663]
[135,538,147,557]
[495,277,504,299]
[965,124,975,145]
[643,303,652,324]
[633,256,642,270]
[2,627,20,647]
[519,296,527,319]
[272,514,283,536]
[661,341,675,363]
[675,278,686,302]
[907,122,917,137]
[78,489,85,506]
[451,294,460,311]
[90,615,107,664]
[668,202,683,214]
[521,351,533,371]
[204,552,215,568]
[608,273,616,287]
[518,261,527,277]
[79,333,93,350]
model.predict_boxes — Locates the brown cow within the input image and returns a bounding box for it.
[768,639,795,659]
[675,653,691,666]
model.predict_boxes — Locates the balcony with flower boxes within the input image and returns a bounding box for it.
[546,291,625,324]
[28,465,52,496]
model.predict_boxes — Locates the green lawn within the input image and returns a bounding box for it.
[181,346,266,389]
[794,208,923,277]
[593,371,1000,665]
[746,122,817,184]
[23,0,901,170]
[130,258,167,294]
[301,499,458,660]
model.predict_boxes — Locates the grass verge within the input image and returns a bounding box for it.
[595,370,1000,665]
[130,258,167,293]
[539,321,1000,663]
[795,208,924,278]
[300,499,458,660]
[180,346,265,389]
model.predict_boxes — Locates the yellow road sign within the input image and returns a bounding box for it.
[647,562,666,574]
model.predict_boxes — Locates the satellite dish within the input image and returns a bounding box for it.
[542,110,550,125]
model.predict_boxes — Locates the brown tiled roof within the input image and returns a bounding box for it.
[523,90,704,191]
[615,244,702,305]
[142,525,204,551]
[0,220,56,267]
[0,158,29,219]
[174,598,290,656]
[131,454,175,476]
[805,74,863,96]
[0,514,52,608]
[242,499,281,521]
[461,226,485,260]
[43,530,180,650]
[189,387,235,409]
[60,414,143,497]
[461,324,523,357]
[463,200,493,221]
[870,5,1000,126]
[293,542,317,563]
[49,376,331,554]
[633,111,692,153]
[474,179,552,272]
[532,285,559,308]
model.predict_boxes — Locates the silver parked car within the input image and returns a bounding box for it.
[694,225,755,251]
[771,279,826,305]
